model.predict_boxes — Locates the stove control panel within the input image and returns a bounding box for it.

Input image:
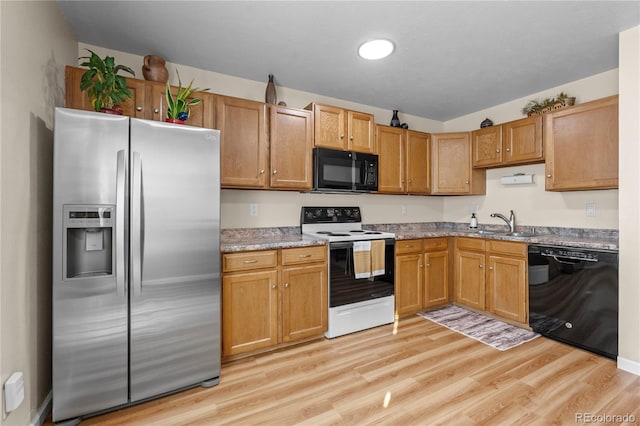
[301,206,361,224]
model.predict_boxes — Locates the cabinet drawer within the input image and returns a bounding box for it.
[423,237,448,251]
[281,245,327,265]
[223,250,278,272]
[487,240,527,257]
[456,237,485,251]
[395,239,423,254]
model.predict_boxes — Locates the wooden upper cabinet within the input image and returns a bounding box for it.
[217,95,268,188]
[269,105,313,190]
[306,103,375,153]
[149,82,214,128]
[503,115,543,164]
[431,132,485,195]
[406,130,431,194]
[347,110,375,153]
[376,125,406,193]
[472,115,542,168]
[472,125,503,167]
[308,103,345,150]
[65,65,147,118]
[545,95,619,191]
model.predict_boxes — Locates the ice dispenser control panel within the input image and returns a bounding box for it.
[63,205,115,280]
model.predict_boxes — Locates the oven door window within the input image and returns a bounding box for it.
[328,240,394,307]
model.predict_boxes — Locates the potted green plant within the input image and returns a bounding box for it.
[79,49,135,114]
[165,70,207,124]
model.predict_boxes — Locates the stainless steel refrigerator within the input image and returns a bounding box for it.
[52,107,221,422]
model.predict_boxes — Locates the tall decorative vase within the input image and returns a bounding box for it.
[390,110,401,127]
[265,74,277,104]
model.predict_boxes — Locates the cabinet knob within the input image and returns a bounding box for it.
[340,134,344,139]
[546,174,552,178]
[426,263,431,267]
[419,264,424,268]
[260,169,265,174]
[505,148,511,152]
[408,179,413,183]
[154,108,160,114]
[465,180,470,184]
[479,264,484,269]
[272,170,277,175]
[489,266,494,270]
[284,283,289,288]
[496,149,500,153]
[350,135,354,141]
[272,284,277,289]
[136,106,143,111]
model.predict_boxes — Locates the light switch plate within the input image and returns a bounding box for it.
[586,202,597,217]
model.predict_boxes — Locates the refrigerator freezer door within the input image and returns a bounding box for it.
[129,119,221,402]
[52,108,129,422]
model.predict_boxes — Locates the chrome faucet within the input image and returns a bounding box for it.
[490,210,516,233]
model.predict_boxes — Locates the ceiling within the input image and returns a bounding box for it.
[55,1,640,121]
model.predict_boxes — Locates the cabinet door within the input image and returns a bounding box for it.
[395,253,423,315]
[431,132,485,195]
[312,104,346,150]
[503,115,543,164]
[269,106,313,190]
[376,125,406,193]
[545,95,618,191]
[222,270,278,356]
[65,65,148,118]
[281,264,327,342]
[348,110,375,153]
[406,131,431,194]
[217,96,268,188]
[454,249,485,310]
[149,82,214,128]
[424,250,449,308]
[472,125,502,168]
[487,255,526,323]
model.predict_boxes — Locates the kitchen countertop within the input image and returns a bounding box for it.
[221,223,619,253]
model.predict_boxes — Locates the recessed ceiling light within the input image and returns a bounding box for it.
[358,39,394,60]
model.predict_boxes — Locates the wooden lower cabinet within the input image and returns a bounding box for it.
[395,238,449,316]
[222,245,327,357]
[454,237,528,325]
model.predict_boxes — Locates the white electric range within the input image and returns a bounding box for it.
[301,207,396,338]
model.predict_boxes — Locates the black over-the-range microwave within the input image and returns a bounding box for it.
[313,147,378,193]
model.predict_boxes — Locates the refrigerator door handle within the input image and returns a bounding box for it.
[131,151,142,296]
[116,149,126,296]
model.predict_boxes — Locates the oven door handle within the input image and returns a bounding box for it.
[330,241,355,250]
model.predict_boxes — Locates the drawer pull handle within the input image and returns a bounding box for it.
[243,259,258,264]
[299,254,312,258]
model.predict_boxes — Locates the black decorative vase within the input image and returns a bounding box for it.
[390,110,401,127]
[480,117,494,128]
[265,74,277,104]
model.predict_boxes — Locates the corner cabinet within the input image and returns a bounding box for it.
[395,238,449,316]
[305,103,375,153]
[454,237,528,326]
[377,125,431,195]
[431,132,486,195]
[544,95,618,191]
[472,115,543,168]
[221,245,327,358]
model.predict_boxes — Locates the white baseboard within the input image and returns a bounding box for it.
[617,356,640,376]
[31,390,51,426]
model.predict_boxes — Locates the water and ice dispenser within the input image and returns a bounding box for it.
[63,205,115,279]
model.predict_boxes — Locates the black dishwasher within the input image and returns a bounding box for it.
[528,245,618,359]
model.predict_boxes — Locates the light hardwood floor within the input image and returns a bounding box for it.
[56,315,640,425]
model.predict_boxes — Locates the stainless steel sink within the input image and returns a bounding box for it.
[471,229,499,235]
[500,232,533,238]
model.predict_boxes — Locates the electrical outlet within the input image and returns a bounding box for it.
[249,204,258,217]
[586,202,597,217]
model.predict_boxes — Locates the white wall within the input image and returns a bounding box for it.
[0,2,77,425]
[618,25,640,374]
[443,71,619,230]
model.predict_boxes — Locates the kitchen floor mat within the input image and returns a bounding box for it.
[418,305,540,351]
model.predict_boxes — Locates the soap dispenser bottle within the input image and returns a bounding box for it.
[470,213,478,229]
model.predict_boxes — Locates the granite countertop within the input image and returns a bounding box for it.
[221,223,619,252]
